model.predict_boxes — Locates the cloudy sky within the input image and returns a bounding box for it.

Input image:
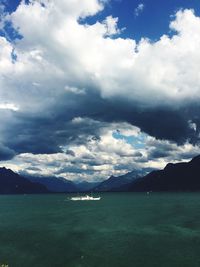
[0,0,200,182]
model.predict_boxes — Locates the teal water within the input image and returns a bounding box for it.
[0,193,200,267]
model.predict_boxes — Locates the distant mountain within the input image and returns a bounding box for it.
[25,176,77,193]
[3,154,199,194]
[129,155,200,192]
[75,181,100,192]
[93,169,149,192]
[0,167,48,194]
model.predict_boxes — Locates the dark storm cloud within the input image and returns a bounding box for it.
[25,166,42,172]
[178,151,200,160]
[103,101,197,145]
[148,146,200,162]
[146,132,200,163]
[147,139,177,160]
[71,157,108,167]
[0,143,15,160]
[55,166,95,175]
[1,90,200,160]
[133,152,143,158]
[66,149,76,157]
[148,149,171,159]
[1,92,105,155]
[134,156,149,163]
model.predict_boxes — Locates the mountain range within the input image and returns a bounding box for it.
[93,169,151,192]
[0,155,200,193]
[25,175,100,192]
[25,175,78,192]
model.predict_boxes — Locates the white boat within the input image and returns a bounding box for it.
[70,195,101,201]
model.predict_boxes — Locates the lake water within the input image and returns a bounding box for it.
[0,193,200,267]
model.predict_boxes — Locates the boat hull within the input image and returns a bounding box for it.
[70,195,101,201]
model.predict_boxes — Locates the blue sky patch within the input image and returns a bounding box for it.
[113,130,147,149]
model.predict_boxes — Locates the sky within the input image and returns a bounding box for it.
[0,0,200,182]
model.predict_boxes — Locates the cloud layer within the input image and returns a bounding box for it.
[0,1,200,180]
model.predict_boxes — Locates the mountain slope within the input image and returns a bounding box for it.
[130,155,200,192]
[25,176,77,192]
[0,167,48,194]
[93,170,147,192]
[75,181,100,192]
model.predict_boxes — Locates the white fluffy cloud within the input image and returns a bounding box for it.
[1,4,200,113]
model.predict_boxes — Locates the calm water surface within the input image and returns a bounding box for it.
[0,193,200,267]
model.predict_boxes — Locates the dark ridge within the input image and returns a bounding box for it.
[93,169,148,192]
[25,175,78,193]
[129,155,200,192]
[0,167,49,194]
